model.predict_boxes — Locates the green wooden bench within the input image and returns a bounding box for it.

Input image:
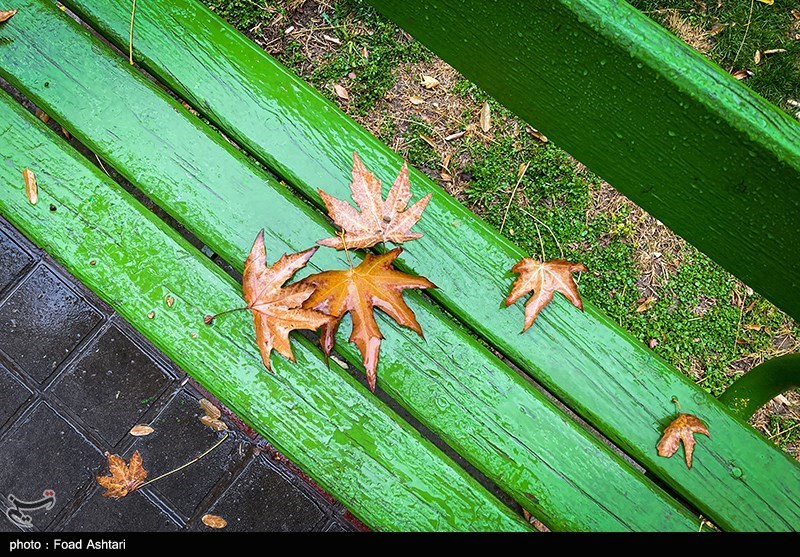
[0,0,797,531]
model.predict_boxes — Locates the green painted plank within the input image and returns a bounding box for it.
[368,0,800,323]
[0,0,702,532]
[0,90,530,532]
[55,0,800,531]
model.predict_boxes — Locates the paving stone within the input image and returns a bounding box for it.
[131,391,239,518]
[50,327,173,447]
[0,266,102,383]
[197,457,325,532]
[0,217,354,532]
[0,403,100,530]
[60,490,180,532]
[0,229,32,294]
[0,361,33,427]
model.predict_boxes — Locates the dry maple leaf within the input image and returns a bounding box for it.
[0,9,17,23]
[300,248,434,391]
[97,450,148,499]
[317,152,432,250]
[657,413,710,469]
[243,230,333,371]
[506,258,587,331]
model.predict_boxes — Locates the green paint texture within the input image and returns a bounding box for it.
[0,0,797,530]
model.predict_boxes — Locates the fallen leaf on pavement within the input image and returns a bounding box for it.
[199,398,221,420]
[129,425,154,437]
[0,9,16,23]
[202,514,228,529]
[200,415,228,431]
[97,451,148,498]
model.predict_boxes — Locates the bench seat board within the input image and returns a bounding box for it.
[0,0,701,531]
[0,91,533,532]
[54,0,800,531]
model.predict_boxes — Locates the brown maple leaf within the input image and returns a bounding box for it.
[505,258,587,331]
[97,450,148,498]
[0,9,17,23]
[243,230,333,371]
[300,248,434,391]
[317,152,432,250]
[657,413,710,469]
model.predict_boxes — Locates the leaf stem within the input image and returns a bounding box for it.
[729,0,754,73]
[499,161,530,234]
[204,306,248,324]
[520,208,564,259]
[671,396,682,414]
[137,432,229,490]
[128,0,137,65]
[340,231,353,270]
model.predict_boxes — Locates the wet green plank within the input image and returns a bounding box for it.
[0,90,530,532]
[0,0,702,531]
[53,0,800,531]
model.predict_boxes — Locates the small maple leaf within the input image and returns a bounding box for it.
[505,258,587,331]
[300,248,434,391]
[317,152,432,250]
[243,230,333,370]
[657,413,710,469]
[97,450,148,498]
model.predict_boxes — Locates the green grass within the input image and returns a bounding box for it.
[203,0,799,457]
[204,0,430,114]
[629,0,800,112]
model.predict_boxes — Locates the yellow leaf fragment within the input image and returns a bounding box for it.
[200,415,228,431]
[199,398,221,420]
[333,84,349,100]
[202,514,227,529]
[479,101,491,132]
[22,169,37,205]
[421,75,440,89]
[0,9,17,23]
[129,425,154,437]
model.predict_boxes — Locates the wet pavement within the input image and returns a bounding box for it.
[0,216,360,532]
